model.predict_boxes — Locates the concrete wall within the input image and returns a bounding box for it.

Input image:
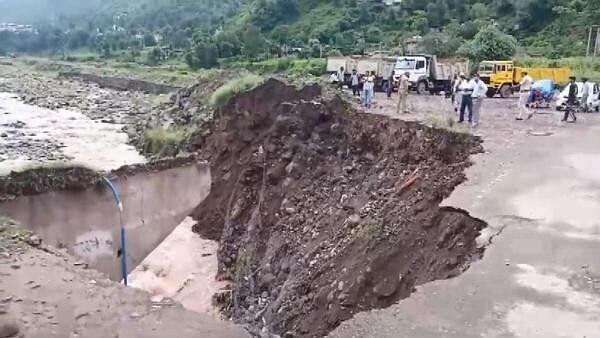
[0,162,210,280]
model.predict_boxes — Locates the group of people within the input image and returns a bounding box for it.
[332,67,411,112]
[451,73,488,127]
[453,71,585,126]
[332,67,377,108]
[520,73,584,123]
[332,67,588,126]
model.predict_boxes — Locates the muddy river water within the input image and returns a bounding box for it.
[0,92,145,174]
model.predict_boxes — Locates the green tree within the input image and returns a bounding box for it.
[242,25,266,58]
[144,32,157,47]
[421,32,462,57]
[410,10,429,35]
[459,25,517,62]
[308,38,322,58]
[365,26,383,44]
[185,36,219,69]
[469,3,490,19]
[66,29,90,49]
[426,0,449,28]
[144,46,163,66]
[215,31,242,57]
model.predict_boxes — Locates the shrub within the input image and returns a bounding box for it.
[276,57,293,72]
[209,74,263,107]
[141,126,188,157]
[354,218,385,250]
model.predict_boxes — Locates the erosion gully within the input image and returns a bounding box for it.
[0,77,488,338]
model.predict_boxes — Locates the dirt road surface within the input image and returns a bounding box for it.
[329,91,600,337]
[0,219,250,338]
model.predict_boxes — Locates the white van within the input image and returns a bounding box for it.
[556,82,600,112]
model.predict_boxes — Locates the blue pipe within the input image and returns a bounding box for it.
[102,176,128,286]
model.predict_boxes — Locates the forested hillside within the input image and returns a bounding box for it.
[0,0,598,67]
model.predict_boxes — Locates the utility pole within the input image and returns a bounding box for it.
[587,26,592,57]
[596,29,600,57]
[586,25,600,58]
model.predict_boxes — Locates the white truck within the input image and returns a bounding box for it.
[393,55,467,95]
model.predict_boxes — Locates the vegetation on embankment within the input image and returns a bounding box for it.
[0,165,101,202]
[140,126,190,158]
[221,57,325,76]
[209,74,264,107]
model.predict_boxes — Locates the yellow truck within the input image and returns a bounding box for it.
[477,60,570,98]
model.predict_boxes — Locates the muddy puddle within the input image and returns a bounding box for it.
[0,92,145,174]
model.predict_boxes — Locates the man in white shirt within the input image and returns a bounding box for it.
[452,74,463,114]
[516,71,533,120]
[329,72,338,84]
[363,71,375,108]
[458,75,474,123]
[581,78,590,112]
[471,73,488,127]
[350,69,360,96]
[337,67,345,91]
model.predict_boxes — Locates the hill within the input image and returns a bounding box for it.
[0,0,598,62]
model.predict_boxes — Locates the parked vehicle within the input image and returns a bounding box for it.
[478,60,570,98]
[355,56,396,91]
[326,55,396,91]
[326,56,350,83]
[528,79,556,108]
[555,82,600,112]
[392,55,467,95]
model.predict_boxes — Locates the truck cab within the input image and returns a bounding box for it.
[478,60,570,98]
[394,55,465,95]
[394,56,430,94]
[478,61,515,98]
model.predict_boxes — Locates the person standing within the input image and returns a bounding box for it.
[363,71,375,108]
[581,77,590,112]
[453,74,464,114]
[337,67,345,91]
[516,71,533,120]
[386,70,395,99]
[458,75,474,123]
[350,69,360,96]
[396,71,410,114]
[329,72,338,84]
[562,76,578,122]
[471,73,488,127]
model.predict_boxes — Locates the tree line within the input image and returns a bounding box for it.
[0,0,598,68]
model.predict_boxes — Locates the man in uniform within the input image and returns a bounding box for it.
[516,71,533,120]
[397,72,410,114]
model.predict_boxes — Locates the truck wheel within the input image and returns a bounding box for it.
[416,81,428,95]
[499,84,512,98]
[486,89,496,98]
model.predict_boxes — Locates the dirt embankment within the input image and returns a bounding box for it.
[0,156,197,202]
[190,79,486,337]
[58,71,181,94]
